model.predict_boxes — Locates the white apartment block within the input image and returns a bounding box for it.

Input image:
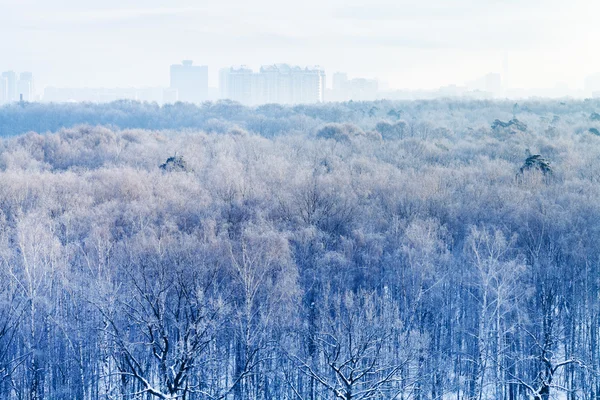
[220,64,325,105]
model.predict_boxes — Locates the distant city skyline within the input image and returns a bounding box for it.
[1,0,598,93]
[5,61,600,105]
[5,59,600,95]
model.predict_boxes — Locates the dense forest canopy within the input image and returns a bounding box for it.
[0,99,600,399]
[2,98,600,138]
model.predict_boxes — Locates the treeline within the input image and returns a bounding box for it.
[0,107,599,399]
[2,98,600,138]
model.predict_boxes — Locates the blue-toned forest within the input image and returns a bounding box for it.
[0,99,599,399]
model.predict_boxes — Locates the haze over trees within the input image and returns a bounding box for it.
[2,98,600,138]
[0,99,599,399]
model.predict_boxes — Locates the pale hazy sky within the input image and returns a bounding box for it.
[0,0,598,90]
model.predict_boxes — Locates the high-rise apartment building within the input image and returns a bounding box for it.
[170,60,208,104]
[1,71,18,103]
[220,66,254,104]
[298,67,326,103]
[219,68,230,100]
[220,64,325,105]
[260,64,326,104]
[332,72,348,92]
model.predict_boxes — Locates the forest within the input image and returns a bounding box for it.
[0,99,600,399]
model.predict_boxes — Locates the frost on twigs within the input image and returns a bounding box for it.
[159,154,190,172]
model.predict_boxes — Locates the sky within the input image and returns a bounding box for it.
[0,0,598,91]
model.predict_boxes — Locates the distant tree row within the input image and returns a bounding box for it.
[3,98,600,138]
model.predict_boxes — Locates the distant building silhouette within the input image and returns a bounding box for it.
[1,71,18,103]
[17,72,34,102]
[220,66,254,104]
[330,72,378,101]
[332,72,348,92]
[220,64,325,105]
[170,60,208,104]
